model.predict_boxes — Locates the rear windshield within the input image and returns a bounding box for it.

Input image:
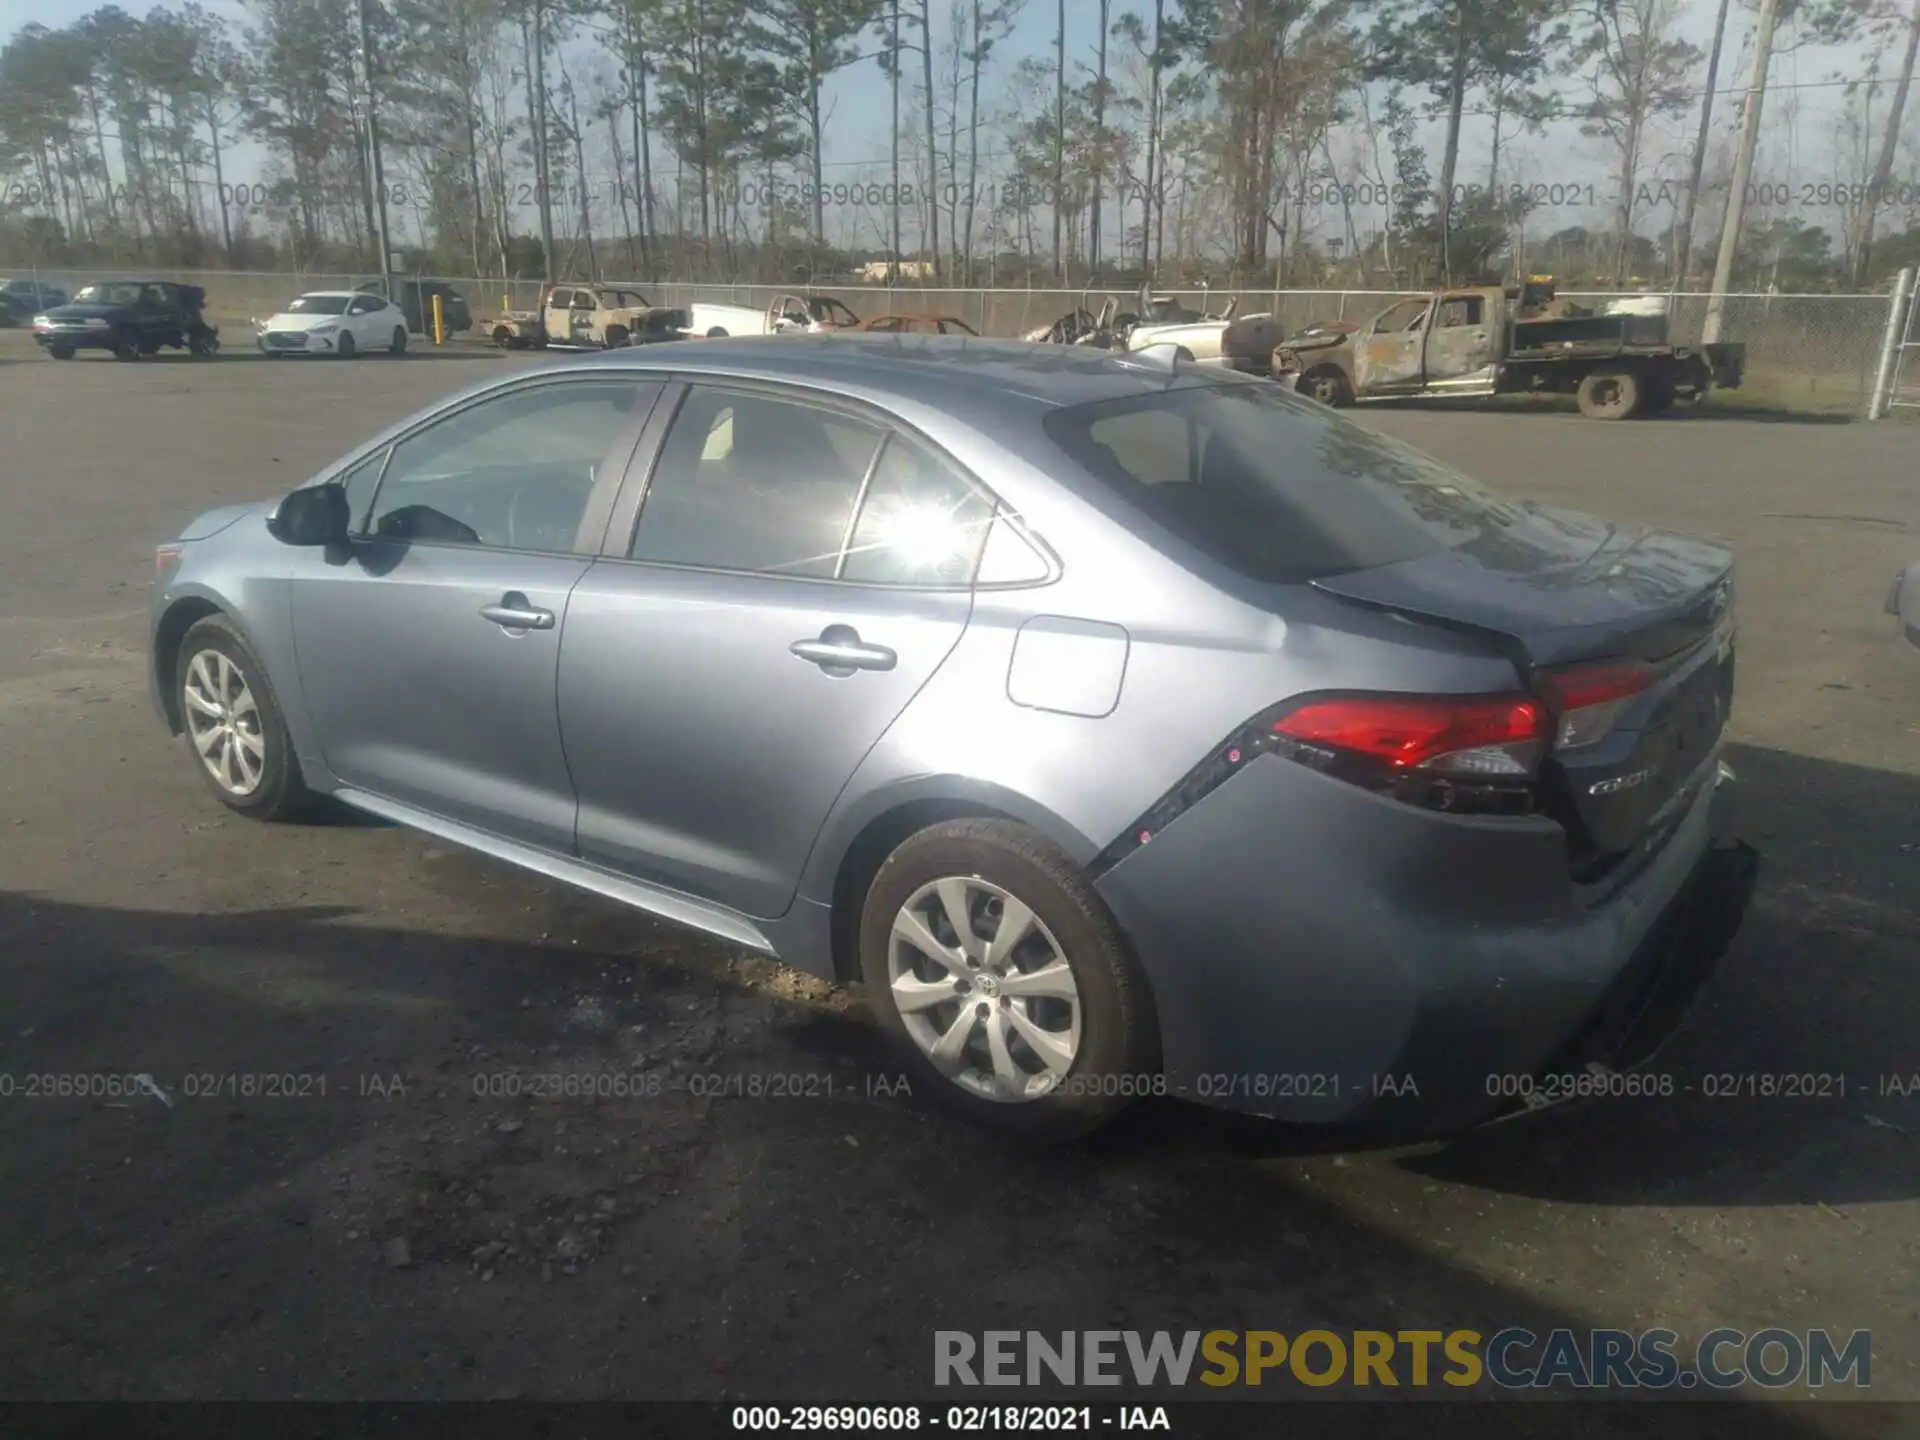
[288,295,350,314]
[1042,380,1532,582]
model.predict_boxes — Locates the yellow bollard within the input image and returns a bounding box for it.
[431,293,445,346]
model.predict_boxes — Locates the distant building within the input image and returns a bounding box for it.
[861,259,935,283]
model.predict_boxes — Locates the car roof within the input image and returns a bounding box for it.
[297,290,364,299]
[538,333,1224,417]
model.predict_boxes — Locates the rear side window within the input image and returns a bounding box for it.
[1043,381,1532,582]
[629,386,884,577]
[840,433,995,587]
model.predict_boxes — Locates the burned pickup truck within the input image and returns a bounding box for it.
[485,284,687,350]
[1270,282,1744,419]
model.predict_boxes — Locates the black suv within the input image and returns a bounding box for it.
[353,278,472,335]
[32,280,219,360]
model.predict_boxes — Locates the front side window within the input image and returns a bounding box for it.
[629,387,884,577]
[364,379,650,552]
[1372,298,1428,334]
[337,447,390,531]
[1045,380,1544,583]
[76,283,141,306]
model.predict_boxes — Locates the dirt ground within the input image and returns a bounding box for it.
[1,333,1917,1432]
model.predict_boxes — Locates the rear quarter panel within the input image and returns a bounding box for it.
[793,403,1520,903]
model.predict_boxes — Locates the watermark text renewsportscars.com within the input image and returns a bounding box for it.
[934,1328,1871,1391]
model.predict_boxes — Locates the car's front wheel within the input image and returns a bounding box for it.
[859,819,1158,1140]
[337,331,357,359]
[176,617,313,821]
[390,326,408,355]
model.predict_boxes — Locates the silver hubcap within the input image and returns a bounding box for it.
[888,876,1082,1103]
[183,649,266,796]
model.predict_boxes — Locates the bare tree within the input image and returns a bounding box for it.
[1567,0,1700,285]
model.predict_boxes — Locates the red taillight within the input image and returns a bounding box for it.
[1537,659,1653,751]
[154,544,184,579]
[1273,693,1546,777]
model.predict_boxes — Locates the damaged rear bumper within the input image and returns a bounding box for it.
[1093,752,1757,1139]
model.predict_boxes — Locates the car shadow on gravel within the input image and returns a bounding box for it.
[0,887,1894,1427]
[1378,742,1920,1210]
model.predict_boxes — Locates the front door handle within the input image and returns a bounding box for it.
[480,592,555,631]
[791,624,897,676]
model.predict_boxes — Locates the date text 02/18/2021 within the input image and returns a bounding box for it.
[729,1405,1170,1432]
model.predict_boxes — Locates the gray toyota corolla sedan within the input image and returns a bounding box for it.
[149,336,1758,1140]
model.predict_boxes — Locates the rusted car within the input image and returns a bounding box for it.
[846,313,979,335]
[1271,282,1744,419]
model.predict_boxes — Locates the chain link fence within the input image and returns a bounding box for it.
[4,266,1901,413]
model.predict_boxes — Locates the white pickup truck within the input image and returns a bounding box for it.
[685,292,862,338]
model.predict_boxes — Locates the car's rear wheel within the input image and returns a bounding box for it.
[858,819,1158,1141]
[706,327,729,338]
[337,331,357,359]
[176,617,313,821]
[1576,369,1641,419]
[390,326,408,355]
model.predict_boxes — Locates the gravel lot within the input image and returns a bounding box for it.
[1,333,1916,1431]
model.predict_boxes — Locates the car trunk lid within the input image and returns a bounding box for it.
[1311,506,1736,876]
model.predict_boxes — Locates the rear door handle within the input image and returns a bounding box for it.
[480,592,555,631]
[791,624,896,675]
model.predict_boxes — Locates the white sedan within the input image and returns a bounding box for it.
[253,291,411,358]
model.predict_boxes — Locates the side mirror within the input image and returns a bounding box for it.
[266,482,350,546]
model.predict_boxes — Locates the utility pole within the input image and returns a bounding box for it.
[359,0,395,296]
[1673,0,1731,292]
[1702,0,1781,345]
[891,0,902,282]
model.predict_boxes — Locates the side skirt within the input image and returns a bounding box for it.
[331,787,778,956]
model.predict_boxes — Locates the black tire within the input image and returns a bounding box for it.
[492,325,514,348]
[189,330,219,357]
[858,818,1159,1142]
[706,326,729,338]
[48,345,74,360]
[1300,366,1354,406]
[603,324,629,348]
[1642,378,1675,415]
[390,326,408,355]
[174,617,314,822]
[112,327,142,361]
[1576,369,1641,419]
[336,330,356,359]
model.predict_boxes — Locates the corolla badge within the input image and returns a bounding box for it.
[1590,767,1656,796]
